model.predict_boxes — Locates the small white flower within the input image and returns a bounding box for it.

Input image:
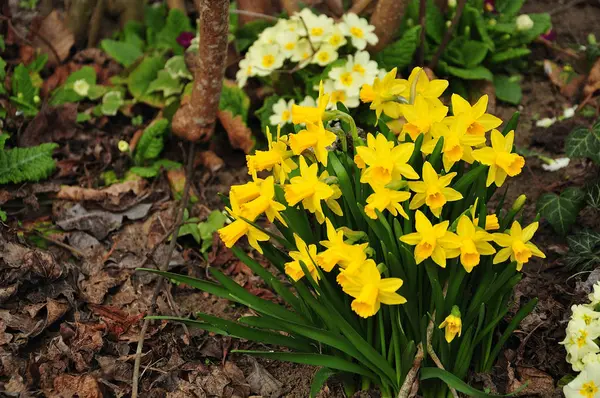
[562,319,600,371]
[535,117,556,128]
[298,96,317,108]
[541,157,570,172]
[590,282,600,307]
[516,14,534,32]
[291,38,313,64]
[328,61,363,95]
[571,305,600,327]
[324,25,347,49]
[339,13,378,50]
[278,30,300,57]
[564,362,600,398]
[348,51,379,84]
[296,10,334,44]
[322,79,360,109]
[563,105,577,119]
[311,44,338,67]
[248,44,285,76]
[258,26,279,45]
[73,79,90,97]
[118,140,130,153]
[269,98,295,126]
[236,58,254,87]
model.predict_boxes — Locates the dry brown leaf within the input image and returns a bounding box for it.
[217,110,253,154]
[56,179,146,205]
[51,374,102,398]
[584,58,600,97]
[196,150,224,172]
[507,366,555,396]
[32,11,75,66]
[543,60,585,98]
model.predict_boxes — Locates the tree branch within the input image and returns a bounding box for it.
[429,0,467,71]
[368,0,410,52]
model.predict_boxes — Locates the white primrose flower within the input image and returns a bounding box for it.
[325,25,348,49]
[563,105,577,119]
[328,61,363,94]
[298,95,317,108]
[348,51,379,84]
[236,57,255,87]
[340,13,378,50]
[541,157,570,172]
[298,11,334,44]
[571,305,600,328]
[291,38,313,64]
[562,319,600,372]
[259,26,279,45]
[564,362,600,398]
[248,44,285,76]
[590,282,600,307]
[535,117,556,128]
[311,44,339,67]
[278,30,301,57]
[269,98,295,126]
[73,79,90,96]
[322,79,360,109]
[516,14,534,32]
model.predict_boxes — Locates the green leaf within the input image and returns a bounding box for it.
[586,181,600,210]
[129,158,181,177]
[256,94,283,134]
[165,55,192,80]
[219,81,250,121]
[232,351,377,379]
[496,0,525,18]
[461,40,489,68]
[421,368,507,397]
[147,70,183,97]
[537,188,586,235]
[565,230,600,271]
[235,19,274,52]
[0,143,57,184]
[425,0,444,43]
[494,75,522,105]
[444,64,493,81]
[0,57,6,81]
[101,91,124,116]
[134,119,169,165]
[128,56,166,100]
[0,208,6,222]
[100,39,144,67]
[518,13,551,44]
[374,26,421,70]
[490,48,531,64]
[310,368,337,398]
[565,124,600,163]
[156,9,193,54]
[12,64,35,104]
[50,66,98,105]
[198,211,227,252]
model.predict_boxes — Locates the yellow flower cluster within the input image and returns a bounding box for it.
[218,66,545,320]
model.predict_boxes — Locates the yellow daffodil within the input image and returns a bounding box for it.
[421,117,486,172]
[359,67,408,119]
[316,219,368,272]
[291,81,329,125]
[444,216,496,273]
[400,210,460,267]
[400,95,448,141]
[398,67,449,107]
[240,176,287,226]
[230,179,262,205]
[246,127,297,184]
[439,306,462,343]
[365,185,411,219]
[289,120,337,166]
[356,133,418,187]
[218,195,269,254]
[473,214,500,231]
[408,162,463,217]
[492,221,545,271]
[284,234,320,282]
[338,259,406,318]
[450,94,502,136]
[284,157,342,224]
[472,130,525,187]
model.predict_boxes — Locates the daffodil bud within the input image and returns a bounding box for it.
[511,194,527,213]
[118,140,130,153]
[406,18,414,27]
[73,79,90,97]
[488,18,497,26]
[338,227,367,243]
[439,306,462,343]
[385,180,408,190]
[588,33,597,45]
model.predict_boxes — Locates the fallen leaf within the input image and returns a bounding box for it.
[56,203,152,240]
[246,358,282,397]
[217,111,253,154]
[51,374,102,398]
[79,270,129,304]
[584,58,600,97]
[167,169,199,202]
[507,366,556,396]
[56,179,147,206]
[88,304,144,338]
[196,150,225,172]
[96,355,133,383]
[543,60,585,98]
[19,104,79,147]
[31,11,74,66]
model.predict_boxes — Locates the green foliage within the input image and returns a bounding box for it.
[100,40,144,67]
[156,9,193,54]
[565,122,600,164]
[177,210,227,253]
[133,119,169,165]
[374,26,421,70]
[0,135,57,185]
[129,159,181,178]
[10,64,39,116]
[219,82,251,121]
[0,208,6,222]
[256,95,282,134]
[50,66,98,105]
[564,230,600,271]
[537,188,586,236]
[128,56,166,106]
[493,75,522,104]
[235,20,274,52]
[101,91,125,116]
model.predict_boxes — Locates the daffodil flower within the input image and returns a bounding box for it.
[400,95,448,141]
[284,234,321,282]
[492,221,545,271]
[408,162,463,217]
[338,259,406,318]
[473,214,500,231]
[284,157,342,224]
[449,94,502,136]
[246,127,297,184]
[218,195,269,254]
[356,133,418,187]
[398,67,448,107]
[400,210,459,267]
[439,306,462,343]
[292,81,330,125]
[444,216,496,273]
[359,68,408,119]
[364,185,411,219]
[240,176,287,226]
[472,130,525,187]
[316,219,368,272]
[289,120,337,166]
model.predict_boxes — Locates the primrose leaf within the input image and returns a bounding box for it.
[425,0,444,43]
[374,26,421,70]
[129,159,181,178]
[490,48,531,64]
[101,91,124,116]
[128,55,165,100]
[147,70,183,97]
[496,0,526,18]
[565,123,600,163]
[444,64,493,81]
[255,94,282,134]
[537,187,586,235]
[156,9,193,54]
[134,119,169,165]
[198,210,227,252]
[0,57,6,81]
[461,40,489,68]
[165,55,193,80]
[101,39,144,67]
[494,75,522,105]
[50,66,98,105]
[219,80,250,121]
[518,13,551,44]
[12,64,35,104]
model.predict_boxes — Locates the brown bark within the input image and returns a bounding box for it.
[65,0,96,47]
[280,0,299,16]
[167,0,187,12]
[237,0,275,25]
[172,0,230,142]
[368,0,410,52]
[325,0,345,16]
[348,0,374,15]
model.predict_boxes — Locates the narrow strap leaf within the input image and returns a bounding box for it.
[310,368,337,398]
[421,367,512,397]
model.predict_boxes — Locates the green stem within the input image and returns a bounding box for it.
[323,110,364,149]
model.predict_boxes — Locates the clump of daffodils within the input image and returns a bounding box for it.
[237,8,385,120]
[185,66,546,395]
[562,282,600,398]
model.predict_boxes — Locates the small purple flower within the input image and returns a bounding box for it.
[484,0,495,12]
[176,32,195,49]
[541,29,557,41]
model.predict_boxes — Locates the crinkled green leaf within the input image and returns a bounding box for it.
[50,66,97,105]
[129,158,181,178]
[494,75,522,105]
[147,70,183,97]
[219,81,250,121]
[444,63,493,81]
[0,143,57,184]
[100,39,144,67]
[134,119,169,165]
[490,48,531,64]
[156,9,193,54]
[165,55,192,80]
[496,0,526,18]
[461,40,489,68]
[425,0,444,43]
[537,187,586,235]
[12,64,35,104]
[101,91,124,116]
[128,56,165,99]
[198,210,227,252]
[374,26,421,70]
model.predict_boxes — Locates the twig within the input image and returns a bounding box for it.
[0,15,61,64]
[428,0,467,71]
[229,9,278,21]
[131,142,196,398]
[31,231,86,258]
[535,37,582,60]
[397,343,424,398]
[549,0,587,15]
[348,0,373,15]
[418,0,427,65]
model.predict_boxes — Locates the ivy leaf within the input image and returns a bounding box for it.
[494,75,522,105]
[564,230,600,271]
[490,48,531,64]
[586,181,600,211]
[565,123,600,163]
[100,39,144,67]
[147,70,183,97]
[101,91,125,116]
[443,63,493,81]
[0,143,58,184]
[134,119,169,165]
[156,9,193,54]
[165,55,192,80]
[374,26,421,71]
[537,187,586,235]
[219,80,250,122]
